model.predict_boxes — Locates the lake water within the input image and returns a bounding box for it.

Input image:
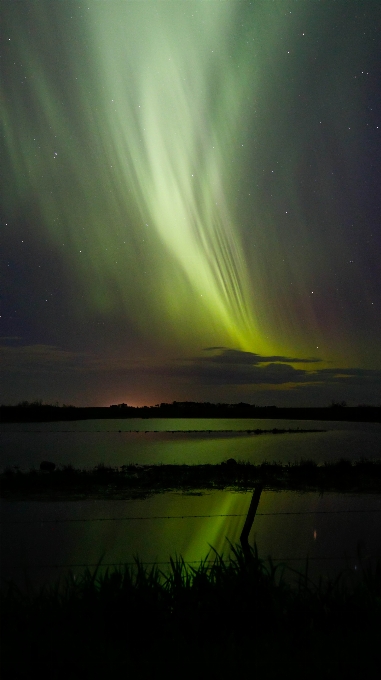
[2,489,381,589]
[1,419,381,589]
[1,418,380,470]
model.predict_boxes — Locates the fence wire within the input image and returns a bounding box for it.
[3,507,381,572]
[2,508,381,525]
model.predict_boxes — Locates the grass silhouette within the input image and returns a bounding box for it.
[2,543,381,678]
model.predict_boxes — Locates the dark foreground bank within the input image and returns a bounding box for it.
[1,403,381,422]
[2,459,381,500]
[2,544,380,679]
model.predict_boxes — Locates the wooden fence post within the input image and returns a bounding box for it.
[240,485,263,558]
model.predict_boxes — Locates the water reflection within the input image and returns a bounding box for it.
[2,417,378,432]
[1,418,381,470]
[2,490,381,589]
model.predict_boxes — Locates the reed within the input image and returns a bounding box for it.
[2,458,381,500]
[2,544,381,678]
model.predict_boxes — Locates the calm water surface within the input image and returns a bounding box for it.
[2,489,381,589]
[1,418,380,469]
[2,419,380,589]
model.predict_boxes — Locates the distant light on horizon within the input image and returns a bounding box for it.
[1,1,380,406]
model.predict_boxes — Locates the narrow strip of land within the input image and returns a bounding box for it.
[1,404,380,422]
[2,459,381,501]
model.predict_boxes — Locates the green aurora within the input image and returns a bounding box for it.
[1,1,380,406]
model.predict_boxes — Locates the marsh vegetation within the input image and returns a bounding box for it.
[2,459,381,501]
[2,543,381,678]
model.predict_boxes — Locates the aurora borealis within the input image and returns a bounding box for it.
[1,0,381,406]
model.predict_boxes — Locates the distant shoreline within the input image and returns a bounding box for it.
[1,405,380,423]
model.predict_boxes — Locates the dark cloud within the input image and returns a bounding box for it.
[0,337,23,343]
[0,344,90,374]
[1,342,380,406]
[201,348,322,365]
[3,343,380,387]
[162,349,381,391]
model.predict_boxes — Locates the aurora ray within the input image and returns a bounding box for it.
[3,1,271,354]
[90,2,260,349]
[1,0,380,406]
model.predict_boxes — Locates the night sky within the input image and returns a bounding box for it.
[1,1,380,407]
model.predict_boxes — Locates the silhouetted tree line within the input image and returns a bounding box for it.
[1,400,380,422]
[0,401,78,422]
[109,401,276,416]
[110,401,265,409]
[8,400,76,408]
